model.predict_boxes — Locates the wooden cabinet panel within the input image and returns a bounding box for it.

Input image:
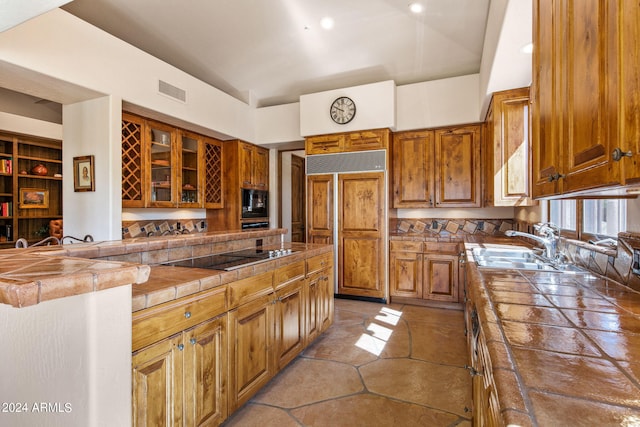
[228,293,275,412]
[486,88,536,206]
[337,172,385,299]
[434,125,482,207]
[228,271,274,309]
[319,265,334,332]
[389,251,423,299]
[305,133,345,154]
[252,146,269,189]
[202,137,223,209]
[559,0,619,193]
[307,174,334,245]
[275,278,305,369]
[392,131,434,207]
[423,254,459,302]
[132,334,183,427]
[183,317,227,427]
[305,272,321,344]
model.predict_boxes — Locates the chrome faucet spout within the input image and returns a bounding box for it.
[505,230,557,260]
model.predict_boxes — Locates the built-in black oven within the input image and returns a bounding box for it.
[241,188,268,219]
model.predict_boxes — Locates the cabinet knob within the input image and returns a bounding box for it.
[184,311,192,319]
[464,365,483,377]
[547,172,565,182]
[190,338,197,345]
[177,344,184,351]
[612,147,633,161]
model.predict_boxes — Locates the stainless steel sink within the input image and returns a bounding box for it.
[471,247,583,272]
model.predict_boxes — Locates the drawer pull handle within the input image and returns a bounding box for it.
[190,338,197,345]
[612,147,633,161]
[184,311,192,319]
[177,344,184,351]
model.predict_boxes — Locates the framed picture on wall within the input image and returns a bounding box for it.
[73,155,95,192]
[20,188,49,209]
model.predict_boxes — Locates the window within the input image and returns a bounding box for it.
[549,199,627,240]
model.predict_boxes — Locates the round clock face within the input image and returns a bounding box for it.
[330,96,356,124]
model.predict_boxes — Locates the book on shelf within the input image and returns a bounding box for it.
[0,158,11,174]
[1,202,12,217]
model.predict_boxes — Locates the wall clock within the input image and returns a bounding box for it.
[330,96,356,124]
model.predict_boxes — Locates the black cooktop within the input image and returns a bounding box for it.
[205,248,293,271]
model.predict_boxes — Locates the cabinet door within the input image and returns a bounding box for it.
[532,0,561,198]
[423,253,459,302]
[275,278,305,369]
[148,120,178,207]
[559,0,619,193]
[122,113,147,208]
[489,88,535,206]
[306,272,321,344]
[434,125,482,207]
[183,316,227,427]
[227,294,275,412]
[202,137,223,209]
[305,134,345,155]
[132,334,183,427]
[319,266,334,333]
[178,131,202,208]
[252,146,269,189]
[337,172,385,299]
[307,174,334,245]
[239,142,254,188]
[345,129,389,151]
[618,0,640,183]
[392,131,434,208]
[389,251,423,299]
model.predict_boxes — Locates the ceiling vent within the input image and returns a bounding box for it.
[158,80,186,103]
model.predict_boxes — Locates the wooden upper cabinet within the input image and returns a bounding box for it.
[434,124,482,207]
[147,120,179,208]
[239,141,269,190]
[486,88,536,207]
[559,0,619,193]
[618,0,640,184]
[392,130,434,208]
[532,0,630,198]
[305,129,389,155]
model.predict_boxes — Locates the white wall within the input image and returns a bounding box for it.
[63,96,121,241]
[256,103,302,144]
[0,111,62,140]
[300,80,396,136]
[0,285,132,427]
[396,74,481,131]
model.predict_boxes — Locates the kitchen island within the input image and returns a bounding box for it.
[464,241,640,426]
[0,228,333,427]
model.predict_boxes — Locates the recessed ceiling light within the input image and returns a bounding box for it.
[320,16,334,30]
[409,3,423,13]
[521,43,534,54]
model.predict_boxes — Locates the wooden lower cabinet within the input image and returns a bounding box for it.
[132,315,227,427]
[133,253,335,426]
[275,277,306,370]
[228,293,275,412]
[389,241,462,306]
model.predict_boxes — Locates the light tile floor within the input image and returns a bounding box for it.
[222,299,472,427]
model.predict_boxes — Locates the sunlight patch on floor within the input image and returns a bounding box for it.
[355,307,403,356]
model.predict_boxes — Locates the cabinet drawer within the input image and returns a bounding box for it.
[306,252,333,275]
[132,285,227,352]
[274,260,305,290]
[346,129,389,151]
[305,134,345,155]
[389,241,422,252]
[228,271,274,308]
[424,242,460,254]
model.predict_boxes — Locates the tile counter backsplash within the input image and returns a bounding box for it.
[122,219,208,239]
[390,218,516,237]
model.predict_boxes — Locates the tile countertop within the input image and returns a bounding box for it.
[132,242,333,312]
[0,250,150,308]
[465,241,640,426]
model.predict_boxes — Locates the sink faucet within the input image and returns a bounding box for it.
[505,224,559,260]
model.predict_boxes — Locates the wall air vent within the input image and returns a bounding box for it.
[306,150,386,174]
[158,80,187,103]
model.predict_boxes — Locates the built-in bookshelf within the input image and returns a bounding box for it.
[0,132,62,247]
